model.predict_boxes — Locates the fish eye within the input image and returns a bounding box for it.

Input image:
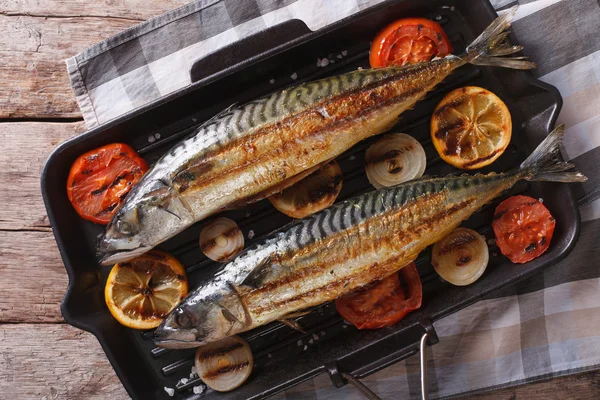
[176,311,193,327]
[116,220,134,235]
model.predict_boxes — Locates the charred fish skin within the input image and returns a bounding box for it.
[154,124,586,349]
[98,59,460,265]
[99,7,536,265]
[154,171,521,348]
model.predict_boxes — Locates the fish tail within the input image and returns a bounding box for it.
[520,125,587,183]
[463,6,536,70]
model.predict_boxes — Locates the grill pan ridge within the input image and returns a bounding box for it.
[41,1,579,398]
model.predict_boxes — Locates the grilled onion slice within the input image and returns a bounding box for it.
[431,227,489,286]
[199,217,244,262]
[268,160,343,219]
[365,133,426,189]
[195,335,253,392]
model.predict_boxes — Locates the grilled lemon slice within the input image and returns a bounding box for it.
[431,86,511,170]
[105,250,188,329]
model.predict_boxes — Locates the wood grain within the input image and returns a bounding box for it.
[0,230,67,323]
[0,122,84,230]
[0,323,128,400]
[0,0,189,119]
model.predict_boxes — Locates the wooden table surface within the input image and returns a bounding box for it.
[1,1,599,399]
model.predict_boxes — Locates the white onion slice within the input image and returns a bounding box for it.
[431,227,489,286]
[195,335,253,392]
[365,133,426,189]
[268,160,343,219]
[199,217,244,262]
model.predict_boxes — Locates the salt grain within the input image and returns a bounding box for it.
[190,366,198,379]
[357,67,363,70]
[192,118,197,123]
[178,377,189,386]
[193,385,205,395]
[320,58,330,67]
[303,345,308,351]
[248,230,255,239]
[297,340,303,346]
[349,155,356,161]
[148,135,156,143]
[291,72,298,80]
[154,133,161,139]
[538,198,544,203]
[312,333,319,341]
[309,339,313,344]
[435,15,442,21]
[321,331,326,336]
[341,50,348,56]
[269,79,275,84]
[330,60,335,63]
[337,54,342,59]
[164,387,175,397]
[268,353,272,358]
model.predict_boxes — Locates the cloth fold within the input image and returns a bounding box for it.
[66,0,600,398]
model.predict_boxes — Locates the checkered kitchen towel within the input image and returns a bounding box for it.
[65,0,600,398]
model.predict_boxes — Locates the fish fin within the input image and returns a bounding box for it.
[462,6,536,70]
[278,318,306,333]
[520,125,587,183]
[240,256,272,288]
[219,306,241,324]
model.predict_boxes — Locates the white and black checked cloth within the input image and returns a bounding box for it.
[66,0,600,398]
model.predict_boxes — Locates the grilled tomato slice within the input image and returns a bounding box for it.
[336,263,422,329]
[67,143,148,224]
[369,18,452,68]
[105,250,188,330]
[431,86,512,170]
[492,196,555,264]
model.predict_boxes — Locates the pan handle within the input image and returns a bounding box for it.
[189,19,311,84]
[326,320,439,399]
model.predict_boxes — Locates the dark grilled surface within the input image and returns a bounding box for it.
[45,2,575,399]
[130,8,530,396]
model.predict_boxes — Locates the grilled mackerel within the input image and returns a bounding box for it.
[154,126,586,348]
[98,8,535,265]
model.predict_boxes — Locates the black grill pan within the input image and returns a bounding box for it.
[41,1,579,399]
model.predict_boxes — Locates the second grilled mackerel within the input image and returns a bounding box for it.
[98,8,535,265]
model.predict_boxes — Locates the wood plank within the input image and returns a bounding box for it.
[1,14,133,118]
[0,323,128,400]
[0,231,67,323]
[2,0,190,20]
[0,121,84,230]
[1,0,190,119]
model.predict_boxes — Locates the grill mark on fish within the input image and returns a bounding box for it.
[248,198,474,312]
[176,80,428,195]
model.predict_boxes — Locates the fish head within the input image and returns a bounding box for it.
[97,179,194,265]
[154,289,247,349]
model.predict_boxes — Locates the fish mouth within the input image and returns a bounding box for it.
[98,246,153,265]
